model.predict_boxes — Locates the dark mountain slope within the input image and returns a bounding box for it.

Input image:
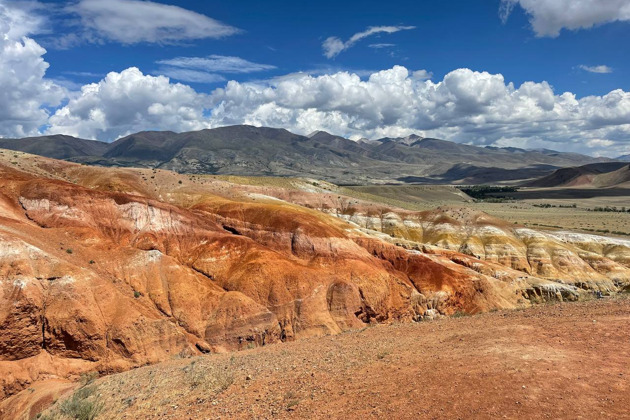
[0,135,108,159]
[0,126,611,184]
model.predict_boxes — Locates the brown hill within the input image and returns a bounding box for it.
[0,135,108,159]
[592,164,630,188]
[523,162,628,187]
[0,149,629,414]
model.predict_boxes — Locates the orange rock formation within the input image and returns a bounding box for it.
[1,151,629,403]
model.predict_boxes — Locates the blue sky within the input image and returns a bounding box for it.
[1,0,630,156]
[41,0,627,96]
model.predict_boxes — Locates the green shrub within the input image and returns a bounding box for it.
[59,385,103,420]
[39,385,103,420]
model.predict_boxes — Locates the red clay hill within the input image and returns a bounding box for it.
[1,149,629,408]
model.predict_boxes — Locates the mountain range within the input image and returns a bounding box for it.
[0,125,615,184]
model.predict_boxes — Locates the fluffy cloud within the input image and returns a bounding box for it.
[4,56,630,155]
[0,1,65,137]
[323,25,415,58]
[47,68,210,140]
[67,0,239,45]
[205,66,630,155]
[500,0,630,37]
[578,65,613,74]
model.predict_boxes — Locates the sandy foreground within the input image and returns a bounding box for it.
[12,296,628,420]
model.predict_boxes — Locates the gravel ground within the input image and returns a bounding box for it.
[35,296,629,420]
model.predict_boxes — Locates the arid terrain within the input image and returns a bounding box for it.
[3,0,630,418]
[4,297,629,420]
[1,149,630,419]
[344,184,630,237]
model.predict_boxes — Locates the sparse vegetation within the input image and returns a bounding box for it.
[39,384,103,420]
[79,372,99,386]
[458,186,519,202]
[185,360,206,389]
[184,360,234,393]
[588,206,630,213]
[377,350,390,360]
[533,203,577,209]
[284,390,301,411]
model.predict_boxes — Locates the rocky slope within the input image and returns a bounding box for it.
[0,125,609,184]
[0,149,629,406]
[524,162,629,188]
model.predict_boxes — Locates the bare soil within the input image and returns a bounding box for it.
[34,296,630,420]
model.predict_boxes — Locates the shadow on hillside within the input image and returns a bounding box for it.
[504,188,630,200]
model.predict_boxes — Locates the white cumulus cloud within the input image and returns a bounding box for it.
[322,25,415,58]
[4,59,630,156]
[66,0,240,45]
[500,0,630,37]
[0,1,65,138]
[205,66,630,156]
[47,68,210,140]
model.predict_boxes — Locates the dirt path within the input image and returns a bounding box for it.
[28,297,630,419]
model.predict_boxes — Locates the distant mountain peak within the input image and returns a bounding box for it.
[307,130,330,138]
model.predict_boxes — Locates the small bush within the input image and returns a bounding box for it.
[215,368,234,393]
[59,385,103,420]
[133,291,141,299]
[376,351,390,360]
[184,361,234,393]
[284,390,300,410]
[66,249,73,254]
[185,361,206,389]
[40,385,103,420]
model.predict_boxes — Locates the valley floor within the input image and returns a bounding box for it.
[19,295,630,420]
